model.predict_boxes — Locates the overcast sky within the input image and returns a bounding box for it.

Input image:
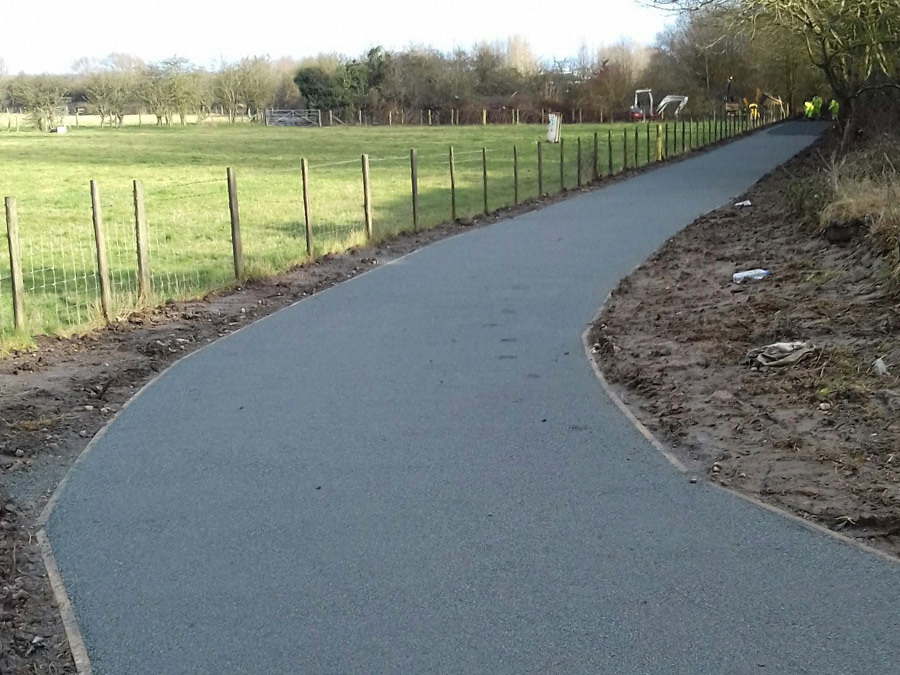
[2,0,672,74]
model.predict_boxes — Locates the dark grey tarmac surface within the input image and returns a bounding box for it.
[47,122,900,674]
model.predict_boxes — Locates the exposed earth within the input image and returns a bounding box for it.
[591,135,900,557]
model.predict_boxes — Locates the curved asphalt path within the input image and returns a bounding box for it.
[47,122,900,674]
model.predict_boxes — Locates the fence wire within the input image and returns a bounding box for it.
[0,116,770,341]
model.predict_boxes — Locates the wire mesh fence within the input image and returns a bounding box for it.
[0,115,777,344]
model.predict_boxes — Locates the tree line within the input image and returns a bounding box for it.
[3,7,893,133]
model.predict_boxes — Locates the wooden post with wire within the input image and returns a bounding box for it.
[410,149,419,232]
[646,124,651,164]
[226,168,243,280]
[576,137,582,187]
[634,126,639,167]
[537,141,544,196]
[4,197,25,330]
[361,154,373,241]
[559,138,565,190]
[482,147,489,214]
[607,130,613,175]
[301,159,313,258]
[132,180,150,302]
[449,146,457,221]
[513,145,519,206]
[90,180,113,322]
[592,132,599,181]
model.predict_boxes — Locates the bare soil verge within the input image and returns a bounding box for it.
[590,137,900,557]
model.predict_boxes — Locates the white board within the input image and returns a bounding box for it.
[546,113,561,143]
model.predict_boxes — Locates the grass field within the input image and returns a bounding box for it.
[0,117,733,345]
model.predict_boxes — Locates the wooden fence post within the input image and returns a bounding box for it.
[607,130,613,175]
[682,119,686,152]
[449,146,457,221]
[513,145,519,206]
[482,109,487,125]
[361,154,373,241]
[537,141,544,196]
[226,167,243,280]
[634,126,639,167]
[4,197,25,330]
[410,149,419,232]
[559,138,565,190]
[482,147,489,214]
[132,180,150,302]
[664,123,670,158]
[576,137,582,187]
[622,128,628,170]
[301,158,313,258]
[656,124,663,161]
[646,124,651,164]
[90,180,112,322]
[592,132,599,181]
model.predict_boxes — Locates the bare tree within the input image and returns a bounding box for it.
[215,61,242,122]
[237,56,277,121]
[139,64,173,125]
[81,54,143,127]
[10,75,67,130]
[138,57,197,125]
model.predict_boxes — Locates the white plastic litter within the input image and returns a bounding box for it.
[732,269,769,283]
[747,341,815,367]
[874,357,890,377]
[734,200,752,207]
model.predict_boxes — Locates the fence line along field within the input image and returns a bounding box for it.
[0,117,758,348]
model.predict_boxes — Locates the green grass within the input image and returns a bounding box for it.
[0,117,729,344]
